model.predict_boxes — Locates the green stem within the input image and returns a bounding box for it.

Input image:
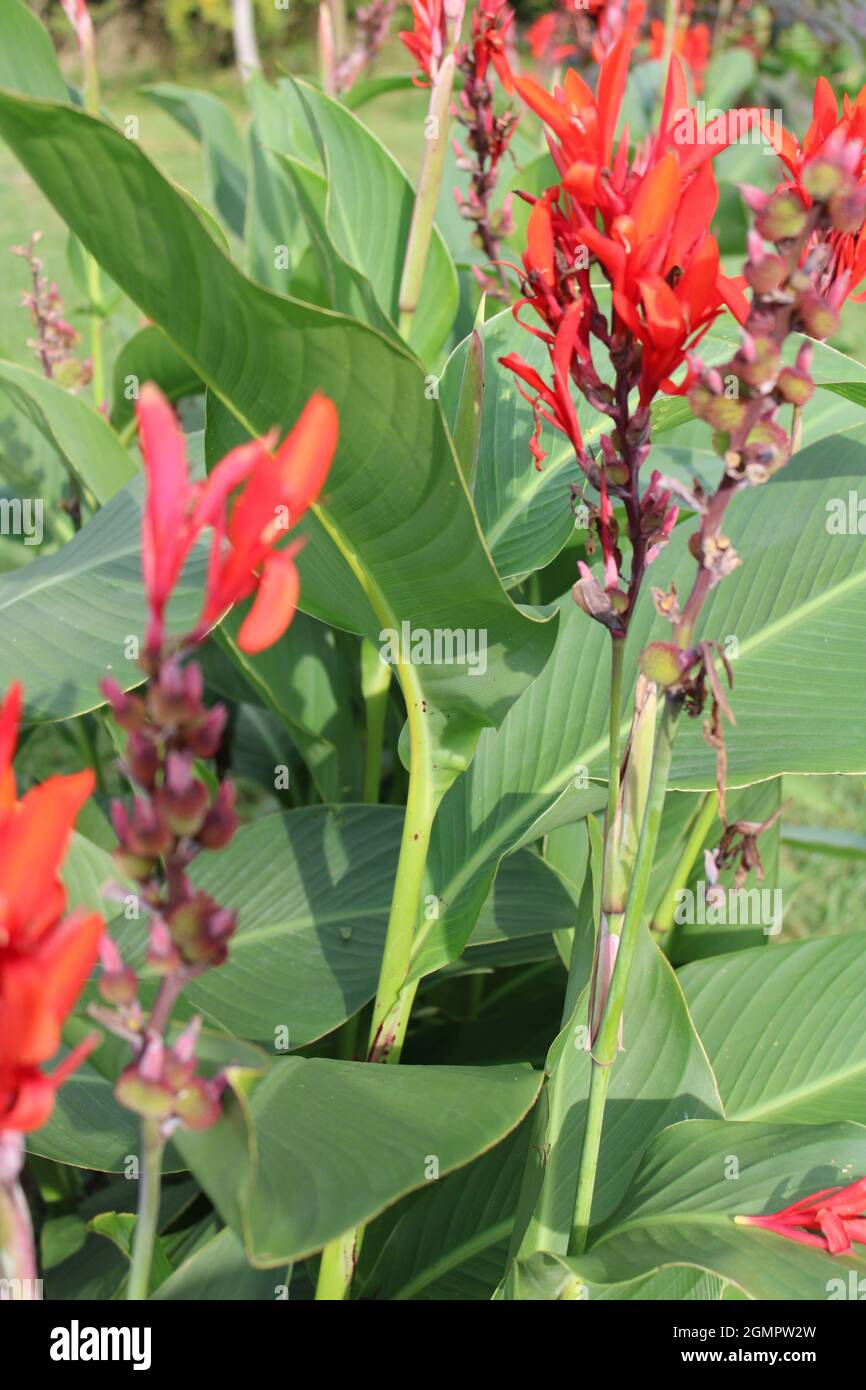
[81,52,105,413]
[398,52,458,337]
[651,790,718,948]
[86,251,105,412]
[606,639,625,833]
[569,695,683,1255]
[366,691,434,1063]
[127,1118,164,1300]
[315,1228,356,1301]
[360,639,392,804]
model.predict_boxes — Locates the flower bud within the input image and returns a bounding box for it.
[756,191,808,242]
[776,366,815,406]
[736,336,780,388]
[638,642,687,689]
[802,159,846,202]
[198,779,238,850]
[100,677,146,732]
[98,935,138,1007]
[828,184,866,234]
[796,290,839,340]
[155,752,209,837]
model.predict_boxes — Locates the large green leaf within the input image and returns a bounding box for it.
[151,1226,278,1301]
[529,1120,866,1300]
[175,807,579,1047]
[0,359,137,504]
[0,476,206,721]
[176,1056,542,1263]
[292,79,458,364]
[410,428,866,977]
[0,0,67,101]
[243,73,318,291]
[357,1124,530,1300]
[0,89,556,778]
[143,84,248,239]
[681,933,866,1123]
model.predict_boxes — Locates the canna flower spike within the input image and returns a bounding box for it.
[0,682,104,1138]
[736,1177,866,1256]
[136,383,337,660]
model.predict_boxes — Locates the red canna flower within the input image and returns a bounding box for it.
[136,384,337,658]
[505,24,756,448]
[470,0,514,92]
[649,19,711,94]
[590,0,644,65]
[736,1177,866,1256]
[0,683,104,1136]
[526,13,576,66]
[400,0,451,84]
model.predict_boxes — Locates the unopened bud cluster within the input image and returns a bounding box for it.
[11,232,92,393]
[452,0,517,299]
[95,650,240,1135]
[689,137,864,491]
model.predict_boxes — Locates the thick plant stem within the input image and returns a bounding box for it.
[127,1118,164,1300]
[398,53,458,337]
[606,639,625,832]
[366,690,435,1063]
[569,694,683,1256]
[315,1228,357,1301]
[317,676,435,1295]
[651,790,719,947]
[361,639,392,804]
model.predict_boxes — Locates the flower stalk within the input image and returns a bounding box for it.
[126,1118,164,1300]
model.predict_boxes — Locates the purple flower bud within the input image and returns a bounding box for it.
[198,779,238,851]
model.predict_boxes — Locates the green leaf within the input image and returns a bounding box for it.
[0,91,556,785]
[358,1124,530,1300]
[681,933,866,1123]
[781,824,866,858]
[291,79,459,363]
[150,1226,279,1301]
[0,477,206,721]
[509,928,721,1265]
[0,0,67,101]
[111,326,203,433]
[169,807,581,1048]
[537,1120,866,1300]
[244,74,315,290]
[143,84,247,239]
[342,75,418,111]
[276,151,398,333]
[176,1056,542,1263]
[440,308,595,581]
[88,1212,173,1292]
[819,382,866,410]
[703,48,757,110]
[0,359,137,504]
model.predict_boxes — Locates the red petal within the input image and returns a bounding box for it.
[275,392,339,519]
[237,548,302,654]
